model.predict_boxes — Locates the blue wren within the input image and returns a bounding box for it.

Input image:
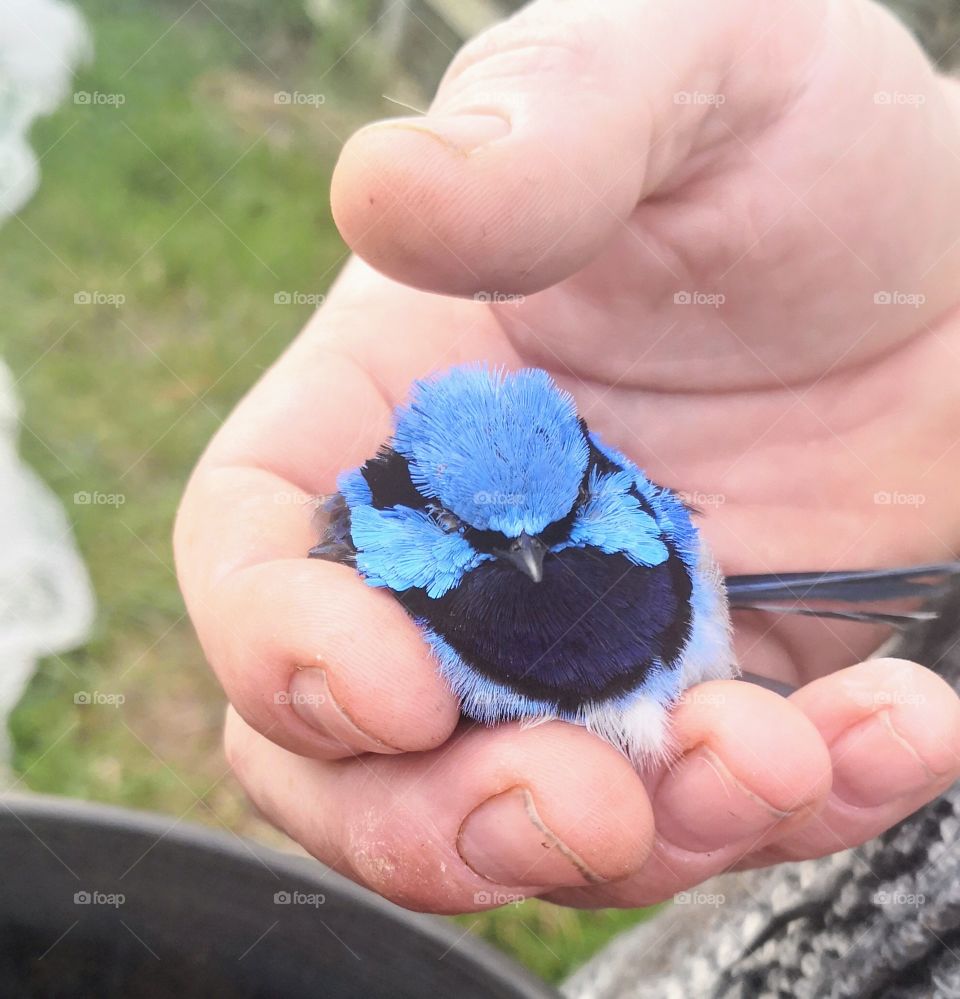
[310,365,960,765]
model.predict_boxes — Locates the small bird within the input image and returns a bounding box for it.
[310,365,960,765]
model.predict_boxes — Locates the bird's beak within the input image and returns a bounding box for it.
[498,532,547,583]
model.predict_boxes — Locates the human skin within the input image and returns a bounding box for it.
[175,0,960,913]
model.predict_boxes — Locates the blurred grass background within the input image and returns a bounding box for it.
[3,0,650,983]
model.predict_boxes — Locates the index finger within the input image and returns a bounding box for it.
[175,267,513,759]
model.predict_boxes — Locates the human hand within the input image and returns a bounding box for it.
[176,0,960,912]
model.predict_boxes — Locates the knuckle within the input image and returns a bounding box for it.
[342,806,450,909]
[441,12,596,98]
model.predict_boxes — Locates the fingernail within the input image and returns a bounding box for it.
[458,787,604,887]
[287,667,401,754]
[830,711,936,808]
[374,113,511,155]
[654,746,793,853]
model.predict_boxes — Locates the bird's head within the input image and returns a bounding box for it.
[338,366,679,599]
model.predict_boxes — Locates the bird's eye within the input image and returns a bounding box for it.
[431,509,461,534]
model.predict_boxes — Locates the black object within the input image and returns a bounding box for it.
[0,794,557,999]
[726,562,960,627]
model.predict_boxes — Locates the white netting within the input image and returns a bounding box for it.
[0,0,94,763]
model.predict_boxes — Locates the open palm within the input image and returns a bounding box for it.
[176,0,960,912]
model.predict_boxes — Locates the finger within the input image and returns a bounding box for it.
[543,680,832,908]
[739,658,960,865]
[175,271,520,761]
[176,464,460,760]
[331,0,825,295]
[224,709,653,913]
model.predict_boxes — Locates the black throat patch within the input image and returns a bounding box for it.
[398,545,692,711]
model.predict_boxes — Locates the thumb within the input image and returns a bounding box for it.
[330,0,823,296]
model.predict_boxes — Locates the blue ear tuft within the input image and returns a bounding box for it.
[349,504,488,597]
[337,466,372,508]
[587,431,699,571]
[392,365,588,536]
[564,468,669,566]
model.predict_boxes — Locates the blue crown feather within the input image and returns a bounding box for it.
[391,366,589,537]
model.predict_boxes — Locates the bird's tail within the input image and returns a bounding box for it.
[725,562,960,628]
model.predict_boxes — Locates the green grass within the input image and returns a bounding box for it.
[459,903,655,983]
[4,0,655,982]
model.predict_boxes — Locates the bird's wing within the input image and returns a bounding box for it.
[307,492,357,564]
[725,562,960,627]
